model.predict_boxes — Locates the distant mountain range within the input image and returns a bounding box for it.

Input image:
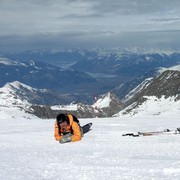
[0,65,179,118]
[0,81,125,118]
[0,48,180,118]
[0,81,83,106]
[1,48,180,103]
[0,57,96,102]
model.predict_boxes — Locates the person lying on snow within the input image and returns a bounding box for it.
[54,113,83,144]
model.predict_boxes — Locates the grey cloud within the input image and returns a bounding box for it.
[61,13,103,19]
[0,0,180,51]
[150,17,180,23]
[1,30,180,52]
[89,0,180,15]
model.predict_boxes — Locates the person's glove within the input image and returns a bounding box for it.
[59,133,72,144]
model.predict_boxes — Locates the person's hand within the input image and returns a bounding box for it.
[59,133,72,144]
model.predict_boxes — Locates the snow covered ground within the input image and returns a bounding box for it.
[118,96,180,117]
[0,106,180,180]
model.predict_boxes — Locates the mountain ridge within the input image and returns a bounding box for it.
[0,50,179,118]
[117,69,180,116]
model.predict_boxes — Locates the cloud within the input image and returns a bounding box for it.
[89,0,180,15]
[0,0,180,51]
[1,30,180,52]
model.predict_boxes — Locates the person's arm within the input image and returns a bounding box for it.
[71,122,82,142]
[54,122,62,141]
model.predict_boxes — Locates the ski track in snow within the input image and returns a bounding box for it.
[1,115,180,180]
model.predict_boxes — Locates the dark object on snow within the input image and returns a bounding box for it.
[81,123,93,134]
[122,127,180,137]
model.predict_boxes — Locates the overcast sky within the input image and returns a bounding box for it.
[1,0,180,52]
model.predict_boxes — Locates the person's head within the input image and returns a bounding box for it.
[56,114,69,128]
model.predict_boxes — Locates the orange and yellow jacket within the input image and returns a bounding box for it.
[54,114,82,142]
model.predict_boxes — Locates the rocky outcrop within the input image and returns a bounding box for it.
[30,92,125,119]
[120,70,180,115]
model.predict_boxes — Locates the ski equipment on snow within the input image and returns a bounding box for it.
[122,127,180,137]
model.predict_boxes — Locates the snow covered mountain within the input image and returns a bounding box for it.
[112,68,161,100]
[127,68,180,103]
[0,81,39,119]
[0,57,96,95]
[117,66,180,116]
[1,50,179,118]
[69,49,180,86]
[93,92,125,117]
[1,67,179,118]
[2,48,180,98]
[4,48,180,68]
[0,80,124,118]
[113,65,180,101]
[0,81,31,107]
[0,81,83,106]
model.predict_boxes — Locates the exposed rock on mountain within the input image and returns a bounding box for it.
[127,70,180,104]
[118,69,180,115]
[0,81,124,118]
[31,92,125,118]
[112,68,160,100]
[94,92,125,117]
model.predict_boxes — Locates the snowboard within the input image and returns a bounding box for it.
[81,123,92,135]
[122,128,180,137]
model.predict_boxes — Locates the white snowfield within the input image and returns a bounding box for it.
[0,105,180,180]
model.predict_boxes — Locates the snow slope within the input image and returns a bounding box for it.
[118,96,180,117]
[0,106,180,180]
[0,81,37,107]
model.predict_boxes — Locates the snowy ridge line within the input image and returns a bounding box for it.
[0,57,27,66]
[123,77,153,103]
[158,64,180,73]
